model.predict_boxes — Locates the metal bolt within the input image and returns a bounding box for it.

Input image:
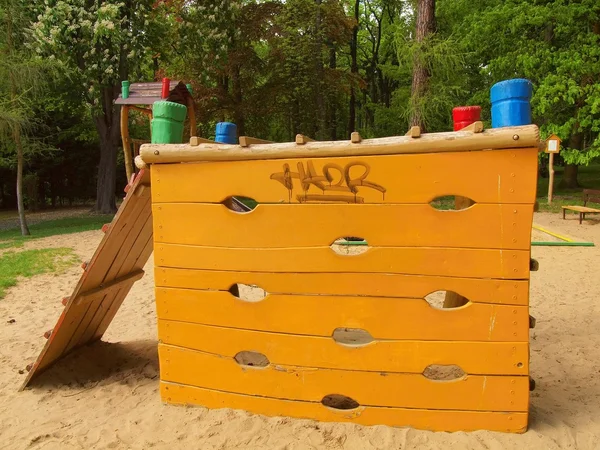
[513,134,519,140]
[154,150,160,155]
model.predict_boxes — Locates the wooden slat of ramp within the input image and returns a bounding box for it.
[21,170,153,389]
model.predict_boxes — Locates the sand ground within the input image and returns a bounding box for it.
[1,212,599,449]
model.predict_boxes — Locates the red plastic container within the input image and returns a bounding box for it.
[452,106,481,131]
[161,77,171,99]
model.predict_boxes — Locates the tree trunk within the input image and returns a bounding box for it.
[348,0,360,136]
[410,0,436,131]
[94,130,118,213]
[14,128,30,236]
[328,44,337,140]
[562,164,579,189]
[93,87,121,214]
[314,0,325,139]
[232,64,245,136]
[560,132,582,189]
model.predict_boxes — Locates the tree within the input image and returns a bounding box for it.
[30,1,165,213]
[410,0,436,131]
[457,0,600,187]
[0,0,54,235]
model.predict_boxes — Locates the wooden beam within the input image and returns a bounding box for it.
[190,136,218,146]
[239,136,275,147]
[128,105,153,116]
[187,97,197,139]
[405,126,421,138]
[120,106,134,180]
[140,125,539,164]
[460,121,484,133]
[75,270,145,306]
[295,134,315,145]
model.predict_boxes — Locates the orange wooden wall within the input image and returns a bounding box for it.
[150,147,537,433]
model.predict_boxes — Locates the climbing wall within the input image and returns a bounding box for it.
[151,144,538,432]
[22,170,153,389]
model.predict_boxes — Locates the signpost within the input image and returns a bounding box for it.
[545,134,561,204]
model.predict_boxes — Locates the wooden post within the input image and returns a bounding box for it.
[120,105,134,181]
[548,152,555,204]
[187,97,196,139]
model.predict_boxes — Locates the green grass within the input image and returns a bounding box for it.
[0,247,78,298]
[536,163,600,213]
[0,215,113,250]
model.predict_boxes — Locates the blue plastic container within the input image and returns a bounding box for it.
[215,122,238,144]
[490,78,533,128]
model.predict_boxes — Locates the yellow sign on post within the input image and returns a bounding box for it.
[545,134,562,204]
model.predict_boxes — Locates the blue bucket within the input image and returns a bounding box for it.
[490,78,533,128]
[215,122,238,144]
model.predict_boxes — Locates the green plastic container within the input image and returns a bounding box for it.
[151,101,188,144]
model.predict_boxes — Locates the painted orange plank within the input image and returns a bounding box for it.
[155,244,530,279]
[150,148,538,204]
[155,268,529,305]
[159,344,529,412]
[156,288,529,342]
[158,320,529,375]
[153,203,533,250]
[161,382,528,433]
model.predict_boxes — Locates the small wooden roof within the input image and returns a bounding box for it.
[115,81,193,106]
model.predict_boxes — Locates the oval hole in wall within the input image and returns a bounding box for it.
[429,195,475,211]
[229,283,268,302]
[234,351,270,368]
[423,364,466,381]
[424,291,469,309]
[222,196,258,213]
[332,328,374,347]
[321,394,360,410]
[330,237,369,255]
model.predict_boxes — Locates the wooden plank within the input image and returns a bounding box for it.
[155,244,530,279]
[158,320,529,375]
[75,270,145,306]
[161,382,528,433]
[158,344,529,412]
[155,268,530,305]
[150,148,538,204]
[239,136,274,147]
[156,288,530,342]
[153,203,533,250]
[141,125,539,163]
[87,218,155,343]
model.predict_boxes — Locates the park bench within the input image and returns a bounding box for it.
[562,189,600,224]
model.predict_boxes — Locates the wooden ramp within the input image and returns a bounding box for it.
[21,170,153,389]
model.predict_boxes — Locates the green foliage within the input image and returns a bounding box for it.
[0,214,114,246]
[0,247,77,298]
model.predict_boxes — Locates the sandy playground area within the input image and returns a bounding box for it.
[1,212,599,449]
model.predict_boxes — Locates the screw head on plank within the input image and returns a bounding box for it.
[62,297,69,306]
[43,329,53,339]
[81,261,89,270]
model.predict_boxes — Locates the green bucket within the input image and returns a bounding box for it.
[151,101,188,144]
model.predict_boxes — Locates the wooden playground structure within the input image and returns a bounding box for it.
[23,120,540,433]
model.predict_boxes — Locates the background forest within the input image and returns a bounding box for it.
[1,0,599,217]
